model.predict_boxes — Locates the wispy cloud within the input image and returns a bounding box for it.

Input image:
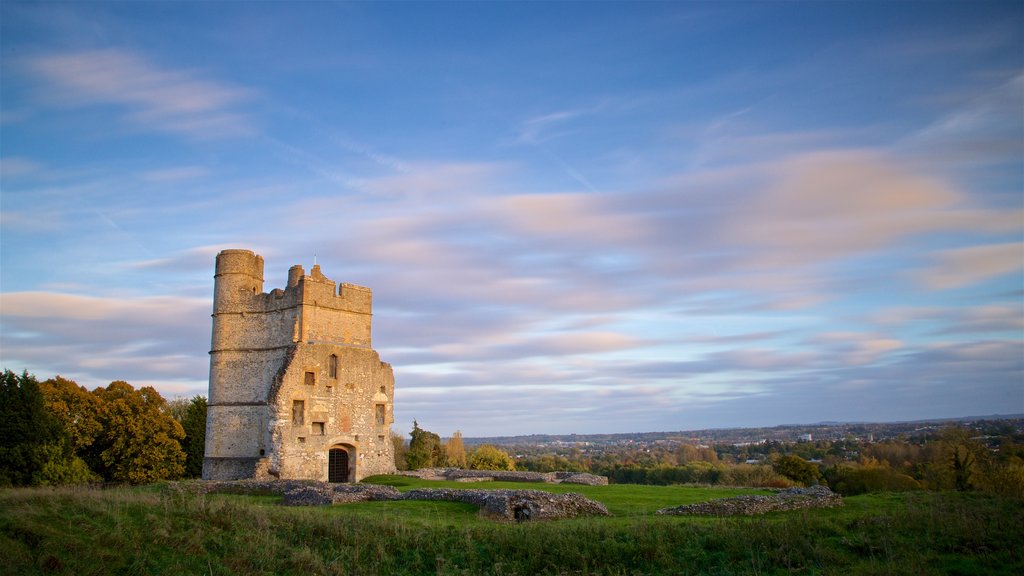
[917,243,1023,290]
[0,156,42,178]
[27,49,253,138]
[0,291,210,393]
[517,109,593,144]
[139,166,209,182]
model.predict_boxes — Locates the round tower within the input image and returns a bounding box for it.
[209,249,264,404]
[213,249,264,312]
[205,249,267,480]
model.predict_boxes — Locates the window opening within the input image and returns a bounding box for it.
[329,355,338,379]
[292,400,305,426]
[313,422,325,435]
[375,404,386,426]
[304,371,315,386]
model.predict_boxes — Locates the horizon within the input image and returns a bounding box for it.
[1,2,1022,437]
[458,413,1024,441]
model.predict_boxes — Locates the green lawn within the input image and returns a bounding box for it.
[1,478,1021,575]
[360,474,772,519]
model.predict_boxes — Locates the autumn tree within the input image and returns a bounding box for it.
[773,455,822,486]
[164,397,192,423]
[468,444,515,471]
[391,431,409,470]
[39,376,102,454]
[445,430,467,468]
[88,381,186,484]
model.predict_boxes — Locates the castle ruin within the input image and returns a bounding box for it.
[203,249,396,482]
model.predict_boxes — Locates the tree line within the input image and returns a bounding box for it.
[0,370,207,486]
[5,366,1020,498]
[392,421,515,471]
[508,425,1024,497]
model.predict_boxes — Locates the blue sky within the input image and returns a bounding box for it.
[1,1,1021,437]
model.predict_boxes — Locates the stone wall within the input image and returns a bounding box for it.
[401,468,608,486]
[188,480,609,521]
[656,485,843,516]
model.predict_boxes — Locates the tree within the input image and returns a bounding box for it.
[391,431,409,470]
[0,370,91,486]
[406,421,443,470]
[773,455,822,486]
[468,444,515,471]
[179,396,207,478]
[89,381,186,484]
[164,397,192,422]
[39,376,102,453]
[445,430,467,468]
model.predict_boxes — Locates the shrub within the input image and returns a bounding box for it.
[773,455,822,486]
[468,444,515,471]
[824,464,921,496]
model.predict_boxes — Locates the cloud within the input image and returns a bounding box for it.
[904,73,1024,165]
[279,149,1019,324]
[127,245,232,272]
[0,291,210,393]
[27,49,253,138]
[917,243,1023,290]
[0,157,42,178]
[516,107,602,145]
[139,166,209,182]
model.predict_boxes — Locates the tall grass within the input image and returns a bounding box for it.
[2,482,1022,575]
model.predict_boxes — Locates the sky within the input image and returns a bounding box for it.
[1,1,1022,438]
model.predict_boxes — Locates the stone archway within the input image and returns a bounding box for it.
[328,445,354,483]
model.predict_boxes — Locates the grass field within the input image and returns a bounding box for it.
[1,476,1022,575]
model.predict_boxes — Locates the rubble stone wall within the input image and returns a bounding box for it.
[656,485,843,516]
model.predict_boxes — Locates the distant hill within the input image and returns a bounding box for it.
[462,414,1024,447]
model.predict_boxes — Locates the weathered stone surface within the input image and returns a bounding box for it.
[188,479,401,505]
[401,488,610,521]
[203,250,396,483]
[399,468,609,485]
[656,485,843,516]
[558,473,609,486]
[282,483,402,506]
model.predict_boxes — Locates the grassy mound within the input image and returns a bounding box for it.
[1,478,1021,575]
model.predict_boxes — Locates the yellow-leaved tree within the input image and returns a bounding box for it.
[89,381,186,484]
[468,444,515,471]
[445,430,467,468]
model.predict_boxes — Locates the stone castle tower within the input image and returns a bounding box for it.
[203,249,396,482]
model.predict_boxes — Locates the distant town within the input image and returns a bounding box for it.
[464,415,1024,464]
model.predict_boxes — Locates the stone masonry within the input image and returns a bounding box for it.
[203,249,396,482]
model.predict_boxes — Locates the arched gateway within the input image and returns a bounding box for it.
[328,447,352,483]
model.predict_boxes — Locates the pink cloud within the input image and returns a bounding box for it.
[28,49,252,138]
[917,242,1023,290]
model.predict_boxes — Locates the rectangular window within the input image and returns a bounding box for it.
[304,371,315,386]
[329,355,338,379]
[292,400,304,426]
[313,422,325,435]
[375,404,386,426]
